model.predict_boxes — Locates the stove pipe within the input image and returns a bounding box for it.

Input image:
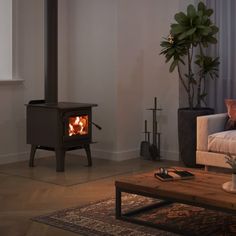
[44,0,58,103]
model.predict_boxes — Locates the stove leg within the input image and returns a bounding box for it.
[29,145,37,167]
[55,148,65,172]
[84,144,92,166]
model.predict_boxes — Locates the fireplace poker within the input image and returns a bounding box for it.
[147,97,162,161]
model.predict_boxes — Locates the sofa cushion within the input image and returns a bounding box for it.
[208,130,236,155]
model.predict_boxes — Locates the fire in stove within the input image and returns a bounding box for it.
[69,115,89,136]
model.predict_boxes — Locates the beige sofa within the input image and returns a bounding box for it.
[196,113,236,170]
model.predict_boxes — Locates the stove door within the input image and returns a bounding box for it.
[63,108,92,144]
[68,115,89,137]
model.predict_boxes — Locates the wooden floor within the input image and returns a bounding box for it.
[0,155,180,236]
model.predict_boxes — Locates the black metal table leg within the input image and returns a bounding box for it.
[123,200,172,217]
[29,144,37,167]
[55,148,65,172]
[84,144,92,166]
[114,188,187,235]
[116,187,122,219]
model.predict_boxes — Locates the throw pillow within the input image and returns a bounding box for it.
[225,99,236,130]
[225,117,236,130]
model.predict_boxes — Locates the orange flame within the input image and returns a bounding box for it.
[68,115,88,136]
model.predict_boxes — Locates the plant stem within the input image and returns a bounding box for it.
[196,43,205,108]
[177,63,193,109]
[177,64,188,92]
[202,77,207,106]
[177,64,192,108]
[188,48,193,109]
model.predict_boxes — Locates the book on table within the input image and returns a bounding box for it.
[154,168,195,181]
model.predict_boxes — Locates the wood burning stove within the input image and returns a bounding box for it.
[26,102,98,172]
[26,0,101,171]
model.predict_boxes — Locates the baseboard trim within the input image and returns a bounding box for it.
[70,148,140,161]
[71,148,179,162]
[0,151,29,164]
[0,148,179,164]
[93,148,140,161]
[161,150,179,161]
[0,150,53,165]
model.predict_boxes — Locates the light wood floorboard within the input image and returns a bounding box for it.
[0,156,181,236]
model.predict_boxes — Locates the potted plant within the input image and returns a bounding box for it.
[160,2,219,167]
[224,154,236,190]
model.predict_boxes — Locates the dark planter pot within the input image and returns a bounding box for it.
[178,108,214,167]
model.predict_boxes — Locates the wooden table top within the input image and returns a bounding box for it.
[115,168,236,212]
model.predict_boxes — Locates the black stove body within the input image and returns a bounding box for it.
[26,102,97,171]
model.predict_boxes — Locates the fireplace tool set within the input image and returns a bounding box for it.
[140,97,162,160]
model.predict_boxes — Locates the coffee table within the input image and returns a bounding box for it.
[115,168,236,235]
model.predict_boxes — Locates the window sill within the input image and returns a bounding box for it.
[0,79,24,84]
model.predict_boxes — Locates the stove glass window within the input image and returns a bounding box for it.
[68,115,89,136]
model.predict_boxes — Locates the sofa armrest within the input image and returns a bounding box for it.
[197,113,227,151]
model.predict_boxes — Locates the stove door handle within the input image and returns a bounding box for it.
[90,122,102,130]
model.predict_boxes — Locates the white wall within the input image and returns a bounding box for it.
[67,0,118,159]
[0,0,187,164]
[0,0,12,79]
[0,0,44,164]
[67,0,181,161]
[116,0,144,156]
[0,0,69,164]
[141,0,180,160]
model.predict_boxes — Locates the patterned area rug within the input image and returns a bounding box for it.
[33,194,236,236]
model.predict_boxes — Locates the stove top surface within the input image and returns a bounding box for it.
[26,102,97,109]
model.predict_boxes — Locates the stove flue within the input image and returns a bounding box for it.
[44,0,58,103]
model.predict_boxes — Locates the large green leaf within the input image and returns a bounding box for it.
[191,33,200,44]
[160,41,171,48]
[199,26,212,36]
[198,2,206,12]
[187,5,196,18]
[205,19,211,26]
[171,24,187,35]
[174,12,188,25]
[169,60,178,72]
[207,36,217,44]
[178,32,187,40]
[178,28,196,40]
[193,15,202,26]
[198,10,203,18]
[165,53,173,63]
[201,15,208,24]
[206,9,213,16]
[167,48,175,57]
[185,27,197,36]
[211,26,219,34]
[197,25,208,29]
